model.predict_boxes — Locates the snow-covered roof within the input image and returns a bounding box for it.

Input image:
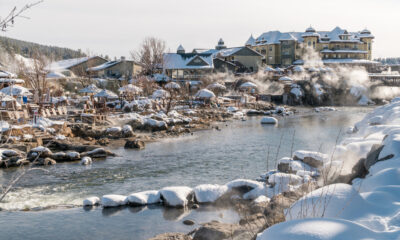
[321,49,368,54]
[163,53,214,70]
[0,85,32,96]
[322,59,380,65]
[177,44,185,52]
[94,89,118,98]
[305,26,316,33]
[46,56,106,71]
[252,26,370,46]
[87,61,119,72]
[245,35,256,46]
[46,71,67,79]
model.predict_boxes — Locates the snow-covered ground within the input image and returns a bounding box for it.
[257,99,400,239]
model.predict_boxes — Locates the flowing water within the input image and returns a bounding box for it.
[0,107,371,239]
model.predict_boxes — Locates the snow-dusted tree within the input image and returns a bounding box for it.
[18,51,49,108]
[130,37,166,75]
[0,1,43,31]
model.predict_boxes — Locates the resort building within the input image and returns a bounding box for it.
[87,57,143,79]
[163,39,263,81]
[245,26,374,67]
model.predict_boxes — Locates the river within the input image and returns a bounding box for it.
[0,107,372,239]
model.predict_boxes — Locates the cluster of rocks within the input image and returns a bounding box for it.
[0,140,116,168]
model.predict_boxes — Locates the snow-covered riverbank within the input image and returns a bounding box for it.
[257,99,400,239]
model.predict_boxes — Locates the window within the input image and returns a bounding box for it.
[268,56,272,61]
[308,41,311,46]
[323,45,328,49]
[313,42,316,49]
[333,54,336,58]
[336,44,340,49]
[368,43,371,50]
[269,46,273,52]
[261,49,266,54]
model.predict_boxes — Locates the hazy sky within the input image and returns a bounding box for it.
[1,0,399,59]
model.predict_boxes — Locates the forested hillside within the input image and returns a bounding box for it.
[0,36,86,60]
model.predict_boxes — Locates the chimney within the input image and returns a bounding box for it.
[121,56,126,61]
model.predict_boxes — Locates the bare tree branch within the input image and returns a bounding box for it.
[130,37,166,75]
[0,1,43,32]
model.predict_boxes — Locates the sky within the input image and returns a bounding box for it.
[1,0,399,59]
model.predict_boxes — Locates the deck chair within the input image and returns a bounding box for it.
[62,106,68,115]
[45,109,51,117]
[51,108,58,116]
[23,109,30,119]
[57,107,64,115]
[41,109,47,118]
[8,112,15,121]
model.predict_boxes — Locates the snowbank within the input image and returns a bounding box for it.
[127,190,161,205]
[159,186,193,207]
[101,195,128,207]
[193,184,228,203]
[256,218,394,240]
[83,197,100,206]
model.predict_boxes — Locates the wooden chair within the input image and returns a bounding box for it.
[57,107,63,115]
[41,109,47,118]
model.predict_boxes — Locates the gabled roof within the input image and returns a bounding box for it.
[163,53,214,70]
[46,56,107,71]
[245,35,256,46]
[252,26,372,46]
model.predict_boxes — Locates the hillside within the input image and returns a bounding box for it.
[0,36,86,61]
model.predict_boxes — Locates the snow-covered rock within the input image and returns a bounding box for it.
[293,150,329,168]
[159,186,193,207]
[193,184,228,203]
[80,157,92,165]
[260,117,278,125]
[83,196,100,206]
[127,190,161,205]
[101,194,128,207]
[256,218,395,240]
[253,195,270,204]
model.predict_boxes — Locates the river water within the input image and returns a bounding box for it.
[0,107,371,239]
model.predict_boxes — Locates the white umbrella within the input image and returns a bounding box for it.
[293,66,305,72]
[0,85,32,96]
[240,82,258,88]
[164,82,181,89]
[207,83,226,90]
[0,70,17,78]
[264,66,276,72]
[279,76,293,82]
[152,89,170,99]
[79,84,101,94]
[94,89,118,99]
[118,84,143,94]
[195,89,216,99]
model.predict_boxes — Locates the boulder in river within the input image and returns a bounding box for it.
[260,117,278,125]
[149,233,192,240]
[124,139,145,150]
